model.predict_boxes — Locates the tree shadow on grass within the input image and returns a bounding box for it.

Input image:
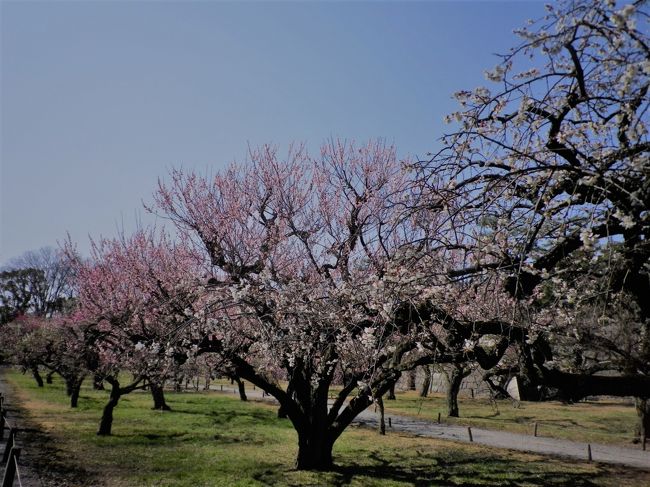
[1,384,100,485]
[254,448,628,487]
[171,405,280,426]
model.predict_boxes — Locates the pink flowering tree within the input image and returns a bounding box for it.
[421,0,650,438]
[67,229,202,435]
[4,313,93,407]
[154,139,515,469]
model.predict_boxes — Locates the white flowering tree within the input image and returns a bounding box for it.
[155,140,517,469]
[424,0,649,439]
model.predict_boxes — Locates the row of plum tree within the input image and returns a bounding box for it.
[1,0,648,470]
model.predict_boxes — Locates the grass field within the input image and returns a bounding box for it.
[3,369,649,487]
[380,391,639,446]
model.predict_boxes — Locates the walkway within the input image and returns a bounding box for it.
[0,377,45,487]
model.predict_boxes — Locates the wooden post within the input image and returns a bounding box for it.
[587,444,592,462]
[437,412,441,424]
[533,422,538,437]
[2,428,16,463]
[1,447,21,487]
[220,385,223,391]
[467,427,473,442]
[0,410,5,441]
[642,435,646,451]
[388,417,392,428]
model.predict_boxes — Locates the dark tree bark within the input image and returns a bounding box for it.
[420,366,432,398]
[447,365,470,417]
[63,375,84,408]
[278,381,294,418]
[70,377,83,408]
[150,382,171,411]
[295,428,334,470]
[31,366,44,387]
[98,378,122,436]
[407,369,417,390]
[234,376,247,401]
[376,395,386,435]
[46,371,55,384]
[97,376,143,435]
[387,383,396,400]
[635,398,650,445]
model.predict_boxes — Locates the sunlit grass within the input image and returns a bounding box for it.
[3,369,648,487]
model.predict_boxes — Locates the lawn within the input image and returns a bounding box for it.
[380,391,639,446]
[2,369,649,487]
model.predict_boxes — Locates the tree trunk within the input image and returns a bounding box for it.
[634,398,650,445]
[278,382,294,418]
[387,383,396,400]
[447,365,468,418]
[70,377,83,408]
[295,429,334,470]
[407,369,417,390]
[32,366,44,387]
[46,371,55,384]
[98,380,121,436]
[150,383,171,411]
[234,376,247,401]
[377,395,386,435]
[420,366,432,398]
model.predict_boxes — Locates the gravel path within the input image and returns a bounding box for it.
[354,407,650,470]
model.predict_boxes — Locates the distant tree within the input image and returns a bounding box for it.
[2,247,74,319]
[0,269,39,325]
[67,229,202,434]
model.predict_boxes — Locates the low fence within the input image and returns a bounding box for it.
[1,393,23,487]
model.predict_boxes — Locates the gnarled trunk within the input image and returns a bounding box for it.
[70,378,83,408]
[387,383,396,400]
[150,383,171,411]
[295,427,334,470]
[447,365,469,417]
[65,376,84,408]
[31,366,44,387]
[46,371,55,384]
[98,379,121,435]
[234,376,247,401]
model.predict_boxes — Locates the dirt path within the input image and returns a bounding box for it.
[0,371,98,487]
[219,384,650,471]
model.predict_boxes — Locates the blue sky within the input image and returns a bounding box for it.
[1,0,545,265]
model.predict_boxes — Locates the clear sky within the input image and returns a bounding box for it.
[1,0,545,265]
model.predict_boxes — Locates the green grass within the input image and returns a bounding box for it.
[3,369,649,487]
[381,391,639,446]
